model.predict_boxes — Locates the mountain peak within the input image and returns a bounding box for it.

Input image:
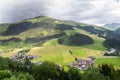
[25,16,57,23]
[26,15,49,19]
[104,23,120,30]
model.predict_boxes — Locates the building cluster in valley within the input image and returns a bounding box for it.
[4,47,118,70]
[68,56,96,70]
[10,52,39,62]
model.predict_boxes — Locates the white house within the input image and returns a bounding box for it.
[104,48,117,55]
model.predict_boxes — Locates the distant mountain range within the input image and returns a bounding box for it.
[116,27,120,34]
[104,23,120,30]
[103,22,120,34]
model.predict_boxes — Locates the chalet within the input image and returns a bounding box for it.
[68,57,95,70]
[87,56,96,62]
[33,61,44,65]
[10,52,39,62]
[104,48,117,55]
[26,55,40,60]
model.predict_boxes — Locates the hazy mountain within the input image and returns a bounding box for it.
[116,27,120,34]
[104,23,120,30]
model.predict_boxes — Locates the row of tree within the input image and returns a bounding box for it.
[0,57,119,80]
[58,33,94,46]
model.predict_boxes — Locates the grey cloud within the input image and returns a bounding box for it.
[0,0,52,23]
[0,0,120,26]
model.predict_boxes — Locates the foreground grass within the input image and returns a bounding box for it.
[95,58,120,68]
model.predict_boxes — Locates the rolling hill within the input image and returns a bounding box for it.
[0,16,108,49]
[0,16,120,67]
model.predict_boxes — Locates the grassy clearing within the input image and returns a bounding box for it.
[43,39,59,46]
[0,49,22,57]
[0,42,33,50]
[42,39,103,57]
[28,39,103,66]
[95,58,120,68]
[28,45,87,66]
[17,27,56,40]
[0,36,14,40]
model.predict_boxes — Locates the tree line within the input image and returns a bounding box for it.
[0,57,119,80]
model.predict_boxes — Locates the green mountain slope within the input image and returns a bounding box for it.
[0,16,119,52]
[1,16,120,67]
[0,17,94,46]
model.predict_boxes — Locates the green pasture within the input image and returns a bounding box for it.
[95,58,120,68]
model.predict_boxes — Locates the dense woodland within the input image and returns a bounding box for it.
[0,57,119,80]
[104,38,120,49]
[58,33,94,46]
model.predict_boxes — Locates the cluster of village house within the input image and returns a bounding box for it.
[10,52,39,62]
[0,48,117,70]
[10,52,96,70]
[68,48,117,70]
[68,56,96,70]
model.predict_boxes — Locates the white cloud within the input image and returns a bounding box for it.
[80,0,120,25]
[0,0,120,26]
[48,0,94,20]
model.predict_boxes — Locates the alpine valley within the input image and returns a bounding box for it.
[0,16,120,68]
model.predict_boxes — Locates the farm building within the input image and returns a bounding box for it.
[104,48,117,55]
[68,57,95,70]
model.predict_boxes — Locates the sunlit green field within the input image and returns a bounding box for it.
[29,45,103,66]
[0,38,104,66]
[95,58,120,68]
[26,39,103,66]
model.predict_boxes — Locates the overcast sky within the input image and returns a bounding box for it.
[0,0,120,26]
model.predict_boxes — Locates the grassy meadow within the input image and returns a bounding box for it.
[95,58,120,68]
[26,39,103,66]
